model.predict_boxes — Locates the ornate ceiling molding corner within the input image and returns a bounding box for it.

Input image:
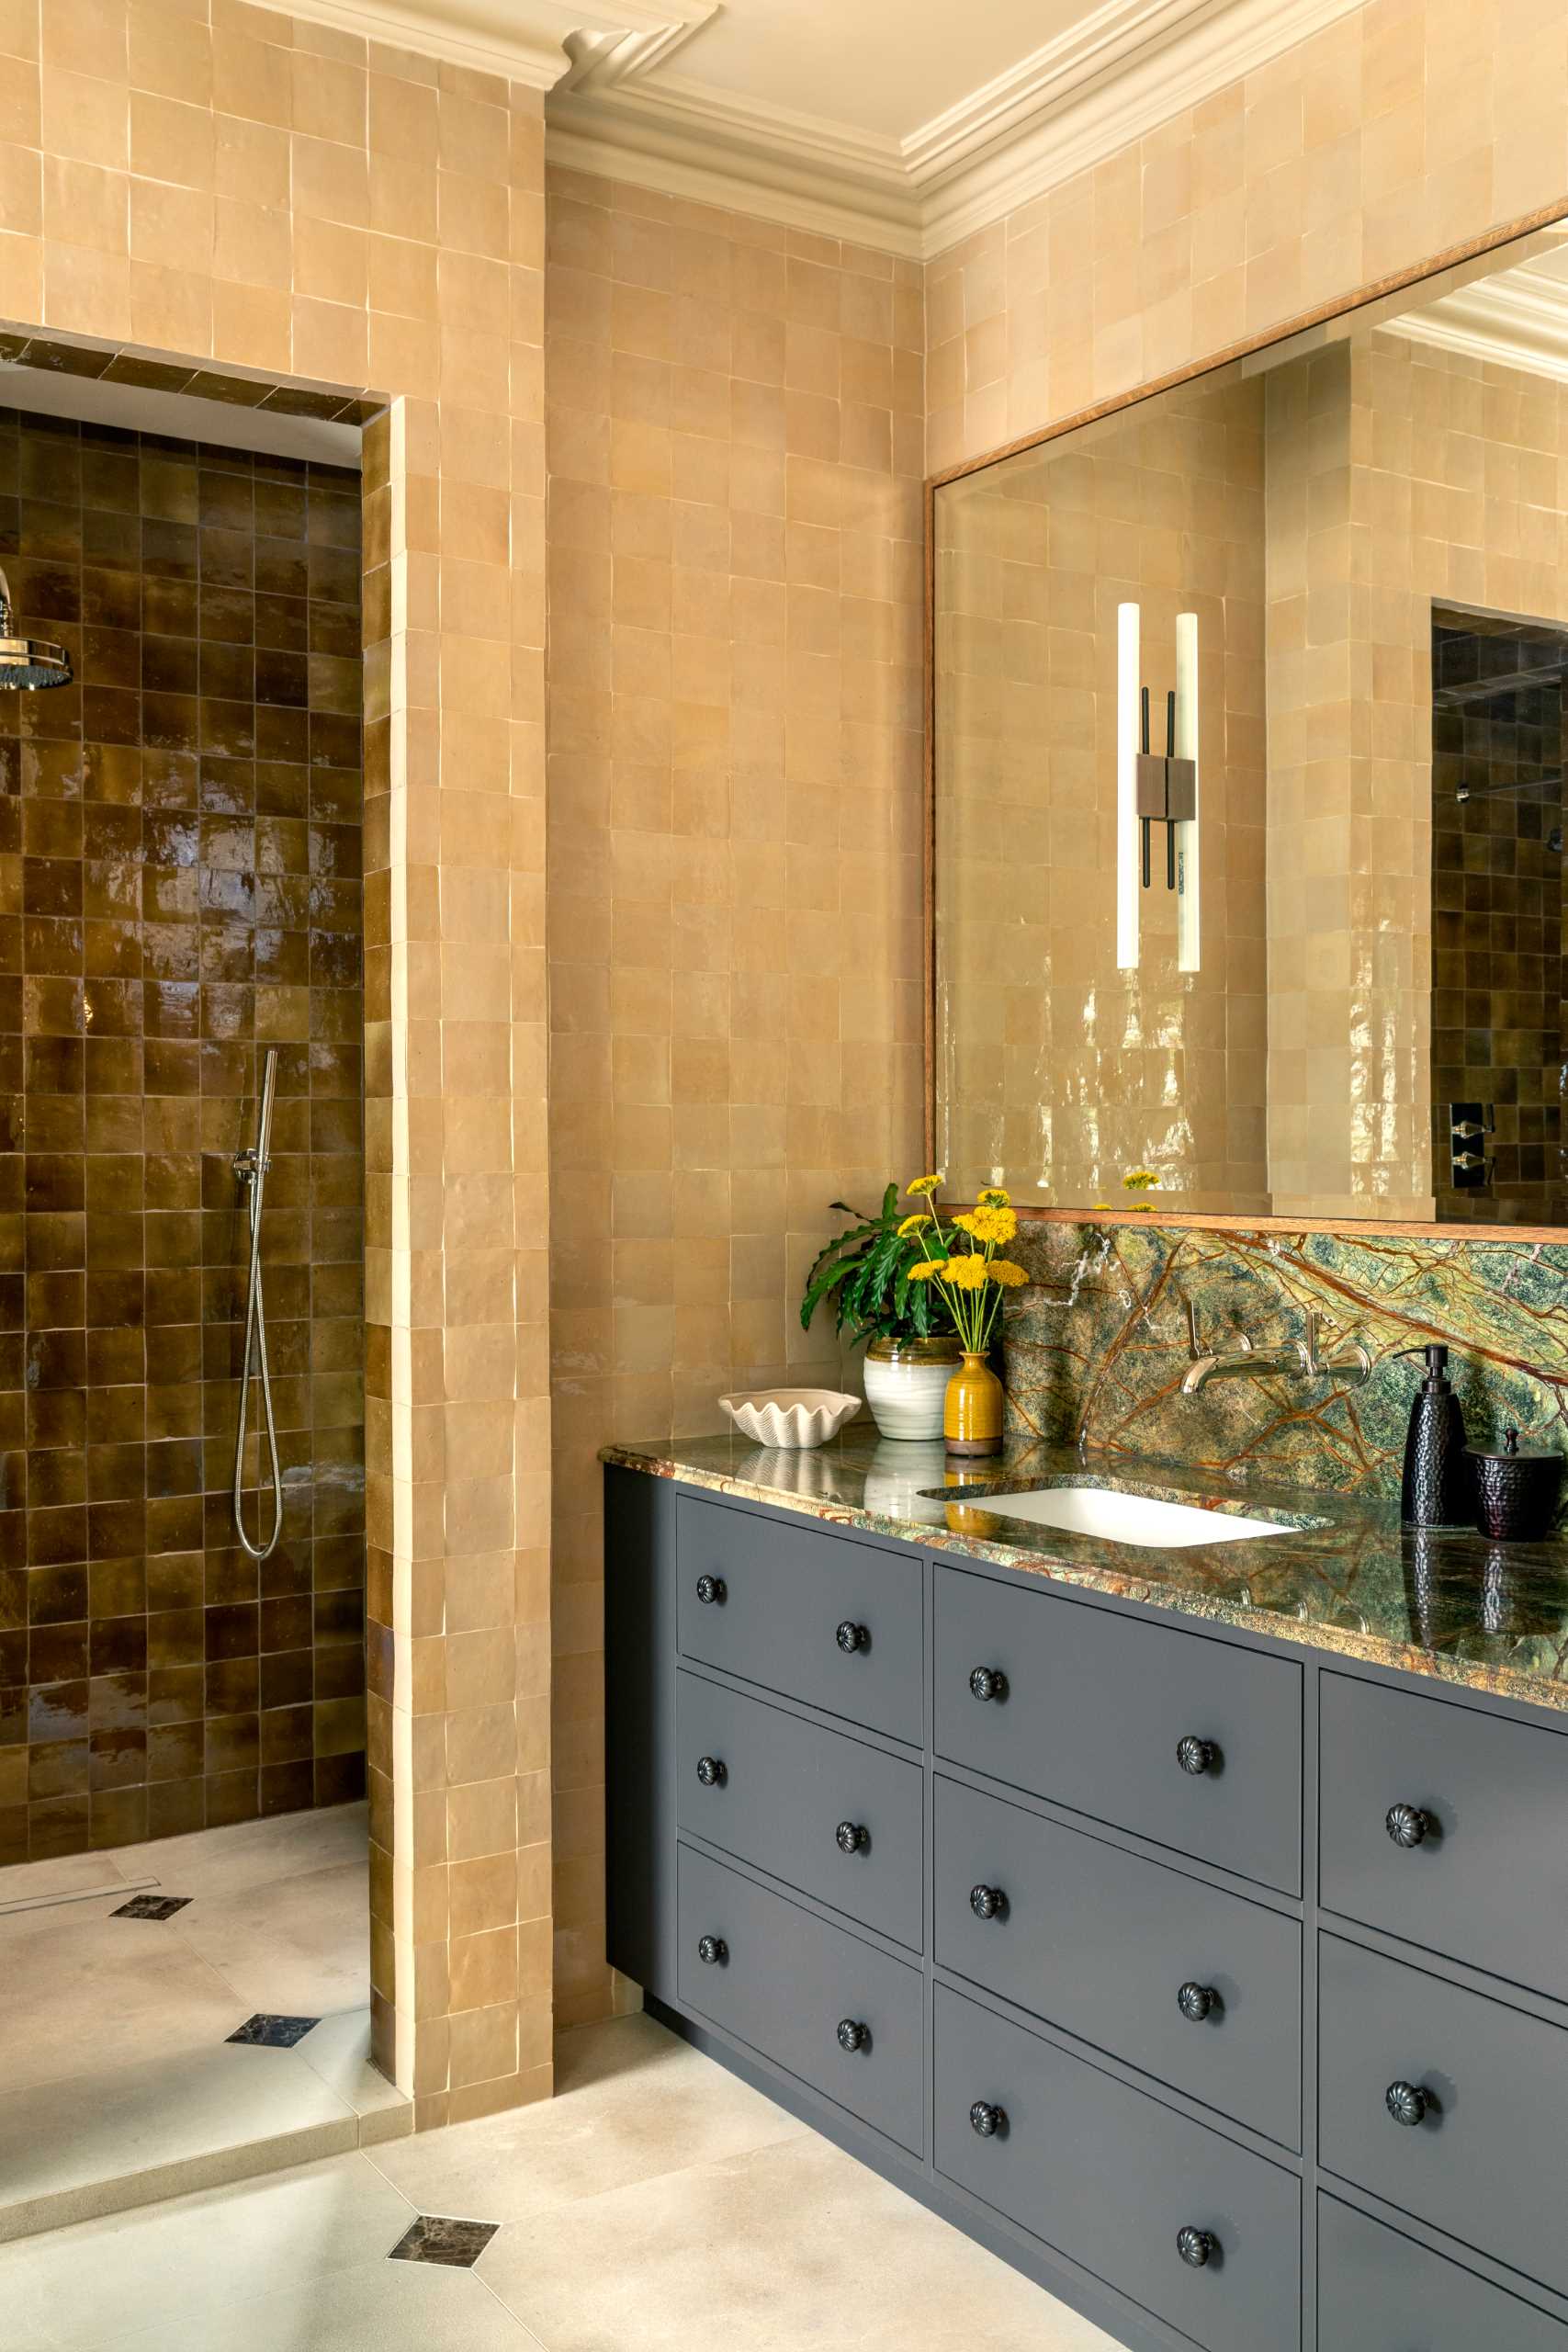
[1380,267,1568,390]
[258,0,713,92]
[547,0,1369,260]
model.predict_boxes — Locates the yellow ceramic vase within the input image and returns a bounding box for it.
[943,1351,1004,1458]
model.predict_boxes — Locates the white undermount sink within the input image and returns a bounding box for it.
[968,1484,1297,1549]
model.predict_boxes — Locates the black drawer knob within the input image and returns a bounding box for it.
[836,1820,869,1854]
[969,1666,1009,1702]
[836,2018,868,2052]
[696,1934,727,1965]
[969,1883,1007,1921]
[1177,2227,1217,2269]
[1177,1736,1219,1776]
[969,2100,1006,2138]
[695,1755,727,1788]
[1385,2080,1430,2128]
[1385,1802,1432,1849]
[1177,1981,1217,2022]
[695,1574,726,1605]
[836,1620,869,1654]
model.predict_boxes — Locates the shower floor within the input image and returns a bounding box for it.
[0,1804,407,2241]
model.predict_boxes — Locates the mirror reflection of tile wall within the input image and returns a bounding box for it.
[934,295,1568,1223]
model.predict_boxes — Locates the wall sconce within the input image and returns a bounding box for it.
[1115,605,1200,974]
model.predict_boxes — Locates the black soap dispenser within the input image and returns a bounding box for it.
[1393,1344,1472,1527]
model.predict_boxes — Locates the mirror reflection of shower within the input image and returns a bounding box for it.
[0,564,72,689]
[233,1046,284,1563]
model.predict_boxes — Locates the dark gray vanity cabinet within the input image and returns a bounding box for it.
[606,1468,1568,2352]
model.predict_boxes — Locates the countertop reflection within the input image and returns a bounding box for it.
[603,1426,1568,1715]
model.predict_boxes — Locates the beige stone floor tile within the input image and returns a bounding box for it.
[112,1802,368,1903]
[95,2255,545,2350]
[295,2007,411,2141]
[0,2043,359,2241]
[171,1860,367,2017]
[477,2128,1120,2352]
[0,1917,249,2094]
[366,2012,806,2225]
[0,2151,414,2349]
[0,1852,136,1907]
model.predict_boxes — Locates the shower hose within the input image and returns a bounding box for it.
[233,1047,284,1564]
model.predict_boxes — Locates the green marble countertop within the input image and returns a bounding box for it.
[602,1426,1568,1717]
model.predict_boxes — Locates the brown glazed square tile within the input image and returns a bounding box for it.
[8,413,363,1853]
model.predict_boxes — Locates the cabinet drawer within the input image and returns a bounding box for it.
[676,1670,923,1951]
[1319,1932,1568,2300]
[934,1983,1299,2352]
[677,1496,922,1743]
[1317,2197,1568,2352]
[934,1775,1302,2146]
[677,1843,924,2155]
[1321,1672,1568,2003]
[934,1569,1303,1894]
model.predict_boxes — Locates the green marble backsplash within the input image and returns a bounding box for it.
[1003,1222,1568,1498]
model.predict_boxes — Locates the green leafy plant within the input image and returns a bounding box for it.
[800,1183,956,1346]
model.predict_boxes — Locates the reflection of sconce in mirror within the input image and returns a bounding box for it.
[1116,605,1200,973]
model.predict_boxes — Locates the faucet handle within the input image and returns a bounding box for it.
[1184,1298,1251,1363]
[1303,1310,1371,1387]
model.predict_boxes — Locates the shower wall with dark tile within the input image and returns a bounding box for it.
[1431,614,1568,1226]
[0,410,366,1863]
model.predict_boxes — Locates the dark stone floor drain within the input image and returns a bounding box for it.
[389,2216,501,2267]
[226,2013,321,2048]
[111,1894,191,1920]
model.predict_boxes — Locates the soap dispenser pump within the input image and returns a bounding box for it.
[1393,1343,1472,1527]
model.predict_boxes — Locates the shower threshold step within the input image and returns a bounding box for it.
[0,2011,410,2244]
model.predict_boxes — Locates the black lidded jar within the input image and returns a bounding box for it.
[1393,1343,1472,1528]
[1470,1428,1564,1544]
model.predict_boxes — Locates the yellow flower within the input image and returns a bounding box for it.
[897,1212,932,1237]
[943,1253,989,1290]
[906,1173,942,1197]
[908,1259,946,1282]
[977,1187,1011,1209]
[989,1259,1029,1288]
[1122,1167,1160,1192]
[968,1204,1018,1245]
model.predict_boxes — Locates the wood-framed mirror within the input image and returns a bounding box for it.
[927,201,1568,1237]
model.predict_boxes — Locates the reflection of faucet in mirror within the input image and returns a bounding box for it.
[1181,1299,1371,1395]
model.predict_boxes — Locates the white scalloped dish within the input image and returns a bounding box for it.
[717,1389,862,1449]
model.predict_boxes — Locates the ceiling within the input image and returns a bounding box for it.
[1383,234,1568,390]
[271,0,1366,257]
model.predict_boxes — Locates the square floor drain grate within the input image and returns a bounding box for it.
[388,2217,501,2268]
[111,1894,191,1920]
[226,2013,321,2049]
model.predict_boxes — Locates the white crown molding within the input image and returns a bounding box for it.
[1380,266,1568,389]
[547,0,1367,259]
[254,0,713,91]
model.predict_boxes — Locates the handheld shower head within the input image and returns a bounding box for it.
[0,566,71,691]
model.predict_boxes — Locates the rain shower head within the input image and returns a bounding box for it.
[0,566,71,690]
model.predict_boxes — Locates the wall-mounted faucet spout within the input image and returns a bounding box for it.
[1181,1298,1371,1395]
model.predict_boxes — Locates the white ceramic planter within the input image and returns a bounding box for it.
[863,1340,961,1442]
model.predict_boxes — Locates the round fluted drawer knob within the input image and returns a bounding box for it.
[969,2100,1006,2138]
[694,1574,726,1605]
[969,1666,1009,1702]
[1178,1981,1217,2022]
[1386,1803,1432,1849]
[696,1934,727,1965]
[1177,1736,1220,1776]
[969,1883,1007,1921]
[1385,2080,1430,2128]
[836,1620,870,1654]
[835,1820,869,1854]
[1177,2227,1217,2269]
[695,1754,727,1788]
[836,2018,868,2052]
